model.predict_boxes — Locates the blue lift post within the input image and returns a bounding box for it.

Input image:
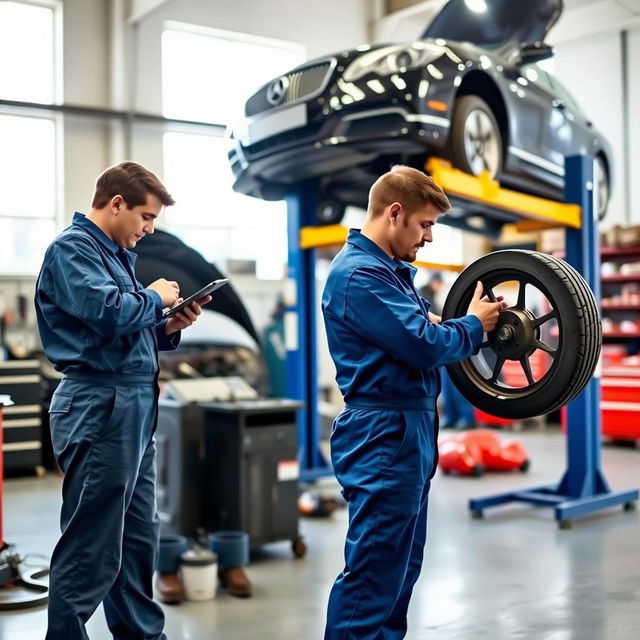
[469,155,639,528]
[285,183,331,482]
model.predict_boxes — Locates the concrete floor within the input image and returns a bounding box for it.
[1,429,639,640]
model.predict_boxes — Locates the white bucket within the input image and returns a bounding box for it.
[179,549,218,601]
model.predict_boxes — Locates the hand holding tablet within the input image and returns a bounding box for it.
[162,279,228,319]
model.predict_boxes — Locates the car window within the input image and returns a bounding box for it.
[521,64,554,94]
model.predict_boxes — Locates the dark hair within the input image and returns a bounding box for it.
[367,165,451,217]
[91,161,175,209]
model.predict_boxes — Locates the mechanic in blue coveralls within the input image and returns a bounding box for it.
[322,165,505,639]
[35,162,212,640]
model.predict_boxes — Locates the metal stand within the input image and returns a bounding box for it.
[285,184,331,482]
[469,155,639,528]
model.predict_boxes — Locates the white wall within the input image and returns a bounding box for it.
[552,32,627,226]
[628,26,640,224]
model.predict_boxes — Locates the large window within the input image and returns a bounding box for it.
[0,0,61,274]
[161,24,305,280]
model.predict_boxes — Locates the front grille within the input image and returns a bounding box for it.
[245,61,333,116]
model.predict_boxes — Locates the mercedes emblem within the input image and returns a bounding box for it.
[266,76,289,106]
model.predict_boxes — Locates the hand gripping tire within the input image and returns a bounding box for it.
[442,250,602,419]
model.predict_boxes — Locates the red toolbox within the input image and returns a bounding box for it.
[601,366,640,441]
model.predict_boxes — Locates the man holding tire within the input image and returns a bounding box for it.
[321,165,505,639]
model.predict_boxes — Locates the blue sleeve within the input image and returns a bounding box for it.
[156,322,181,351]
[46,240,163,337]
[345,266,483,370]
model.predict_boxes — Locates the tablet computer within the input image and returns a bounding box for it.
[162,279,228,319]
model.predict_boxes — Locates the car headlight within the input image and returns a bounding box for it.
[343,42,445,82]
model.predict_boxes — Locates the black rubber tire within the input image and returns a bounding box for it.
[519,459,530,473]
[450,95,503,179]
[471,464,486,477]
[442,250,601,419]
[316,199,346,226]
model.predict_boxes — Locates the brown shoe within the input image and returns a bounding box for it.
[218,566,252,598]
[155,572,184,604]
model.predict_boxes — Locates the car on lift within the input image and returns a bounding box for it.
[228,0,611,222]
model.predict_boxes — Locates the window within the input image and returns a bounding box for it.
[163,132,287,280]
[0,1,58,104]
[0,1,60,274]
[161,24,305,279]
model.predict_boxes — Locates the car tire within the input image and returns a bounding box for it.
[442,250,601,419]
[450,95,503,179]
[316,199,346,226]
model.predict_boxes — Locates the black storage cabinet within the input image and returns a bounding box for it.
[155,399,206,536]
[0,360,43,475]
[201,400,303,550]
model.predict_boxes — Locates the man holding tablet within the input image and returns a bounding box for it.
[35,162,211,640]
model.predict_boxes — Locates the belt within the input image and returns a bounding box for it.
[64,371,157,388]
[345,395,436,411]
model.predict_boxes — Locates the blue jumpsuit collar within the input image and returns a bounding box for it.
[72,211,120,255]
[346,228,417,282]
[72,211,138,266]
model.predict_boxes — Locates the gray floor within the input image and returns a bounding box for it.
[1,429,639,640]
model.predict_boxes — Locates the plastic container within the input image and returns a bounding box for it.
[208,531,249,568]
[179,549,218,601]
[157,535,189,574]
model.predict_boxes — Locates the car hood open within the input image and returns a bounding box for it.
[421,0,563,49]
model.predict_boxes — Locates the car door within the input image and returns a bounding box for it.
[508,64,565,181]
[546,73,596,157]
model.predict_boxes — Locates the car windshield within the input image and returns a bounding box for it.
[421,0,562,50]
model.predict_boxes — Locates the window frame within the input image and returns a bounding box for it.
[160,22,306,280]
[0,0,63,276]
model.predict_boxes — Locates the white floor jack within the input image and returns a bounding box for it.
[0,395,49,610]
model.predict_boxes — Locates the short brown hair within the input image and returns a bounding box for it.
[367,165,450,217]
[91,161,175,209]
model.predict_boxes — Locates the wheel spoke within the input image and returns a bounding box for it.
[517,280,527,309]
[485,287,497,303]
[532,310,557,328]
[475,112,483,138]
[490,356,505,383]
[520,357,535,385]
[535,339,557,358]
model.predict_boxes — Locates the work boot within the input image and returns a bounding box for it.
[218,566,252,598]
[155,572,184,604]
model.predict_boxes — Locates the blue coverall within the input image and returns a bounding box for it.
[321,229,482,639]
[35,213,179,640]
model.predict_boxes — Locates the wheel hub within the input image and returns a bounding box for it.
[489,308,538,360]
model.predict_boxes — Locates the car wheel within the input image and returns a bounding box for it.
[442,250,601,419]
[451,95,503,178]
[316,199,346,226]
[596,155,610,221]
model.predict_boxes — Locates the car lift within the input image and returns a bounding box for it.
[285,154,639,527]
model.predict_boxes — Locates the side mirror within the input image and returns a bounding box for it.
[517,42,554,66]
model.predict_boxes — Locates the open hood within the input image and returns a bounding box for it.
[421,0,563,49]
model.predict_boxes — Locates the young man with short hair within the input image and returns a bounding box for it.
[322,165,505,639]
[35,162,211,640]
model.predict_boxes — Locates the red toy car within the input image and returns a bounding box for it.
[438,429,530,477]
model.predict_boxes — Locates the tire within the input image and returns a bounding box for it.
[316,199,346,226]
[450,95,503,179]
[442,250,601,419]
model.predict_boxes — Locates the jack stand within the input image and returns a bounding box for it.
[468,155,639,528]
[0,544,49,610]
